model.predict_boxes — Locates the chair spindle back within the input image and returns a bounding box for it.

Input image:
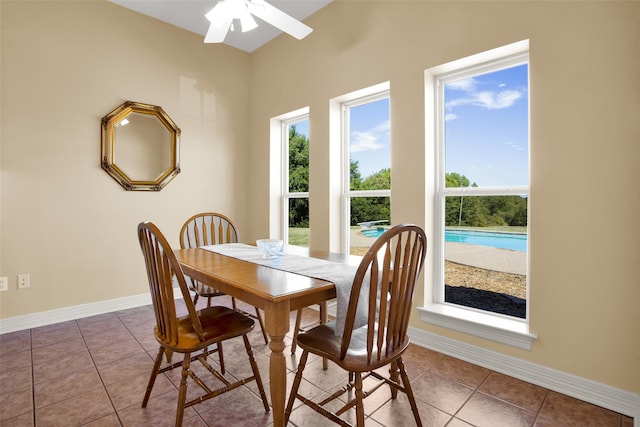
[340,224,427,365]
[138,222,203,345]
[179,212,238,249]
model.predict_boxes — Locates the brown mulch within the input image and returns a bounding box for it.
[445,261,526,318]
[445,261,526,299]
[351,248,527,318]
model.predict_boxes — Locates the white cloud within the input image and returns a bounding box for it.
[477,90,522,109]
[446,89,522,110]
[445,113,457,121]
[504,141,526,151]
[350,120,389,153]
[447,78,476,91]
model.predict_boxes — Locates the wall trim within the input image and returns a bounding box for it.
[408,326,639,425]
[1,297,636,425]
[0,290,178,334]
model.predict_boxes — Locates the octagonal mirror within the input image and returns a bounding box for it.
[101,101,181,191]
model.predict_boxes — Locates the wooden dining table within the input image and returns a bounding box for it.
[175,246,351,427]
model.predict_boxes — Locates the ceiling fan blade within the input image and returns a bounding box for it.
[204,20,232,43]
[204,3,233,43]
[247,0,313,40]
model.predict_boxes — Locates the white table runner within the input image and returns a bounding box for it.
[200,243,363,336]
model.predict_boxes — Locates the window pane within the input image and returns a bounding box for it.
[289,120,309,193]
[349,98,390,191]
[444,195,527,318]
[349,196,390,255]
[444,64,528,187]
[288,197,309,247]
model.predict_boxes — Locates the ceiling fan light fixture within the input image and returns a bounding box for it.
[204,0,313,44]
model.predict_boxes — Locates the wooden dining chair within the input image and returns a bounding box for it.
[137,221,270,427]
[179,212,269,345]
[284,224,427,427]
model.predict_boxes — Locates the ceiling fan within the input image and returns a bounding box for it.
[204,0,313,43]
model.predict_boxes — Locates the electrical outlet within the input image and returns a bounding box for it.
[0,277,8,292]
[18,274,30,289]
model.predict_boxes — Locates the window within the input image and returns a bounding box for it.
[342,92,391,255]
[283,115,310,247]
[420,41,536,350]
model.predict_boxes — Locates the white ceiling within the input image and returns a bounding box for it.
[108,0,332,53]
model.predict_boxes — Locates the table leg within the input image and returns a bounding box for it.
[320,302,328,370]
[264,301,290,427]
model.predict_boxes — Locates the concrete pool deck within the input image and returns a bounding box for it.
[444,242,526,275]
[351,229,526,275]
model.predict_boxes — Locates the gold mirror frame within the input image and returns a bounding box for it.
[101,101,181,191]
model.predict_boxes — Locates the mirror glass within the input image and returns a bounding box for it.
[101,101,180,191]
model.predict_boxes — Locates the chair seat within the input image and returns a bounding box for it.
[296,321,409,372]
[156,306,254,353]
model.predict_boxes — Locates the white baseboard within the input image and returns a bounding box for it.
[0,289,182,334]
[408,326,640,425]
[1,296,636,425]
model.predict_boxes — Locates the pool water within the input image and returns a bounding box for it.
[361,227,387,238]
[360,227,527,252]
[446,229,527,252]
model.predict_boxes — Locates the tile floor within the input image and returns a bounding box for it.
[0,297,634,427]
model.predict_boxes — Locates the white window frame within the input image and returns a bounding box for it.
[269,107,309,243]
[282,113,310,247]
[418,40,538,350]
[341,90,391,254]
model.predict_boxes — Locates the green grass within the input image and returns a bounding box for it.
[288,228,310,246]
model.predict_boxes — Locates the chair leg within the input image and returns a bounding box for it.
[242,335,270,412]
[398,357,422,427]
[216,342,225,374]
[254,307,269,345]
[285,350,309,425]
[175,352,191,427]
[354,372,365,427]
[291,309,303,353]
[142,346,165,407]
[389,360,400,399]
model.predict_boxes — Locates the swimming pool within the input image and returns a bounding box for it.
[446,229,527,252]
[361,227,388,238]
[360,227,527,252]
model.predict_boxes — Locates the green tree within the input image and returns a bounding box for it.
[288,135,393,227]
[288,125,309,227]
[444,172,527,227]
[288,125,309,193]
[350,167,390,225]
[361,168,390,190]
[350,159,363,190]
[445,173,476,226]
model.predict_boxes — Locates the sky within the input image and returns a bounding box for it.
[292,64,528,186]
[444,63,529,187]
[348,98,391,178]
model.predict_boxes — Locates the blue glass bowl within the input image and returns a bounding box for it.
[256,239,283,258]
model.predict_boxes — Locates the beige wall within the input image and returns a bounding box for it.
[247,1,640,394]
[1,0,639,396]
[0,1,250,314]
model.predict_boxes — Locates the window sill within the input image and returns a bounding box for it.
[418,303,537,351]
